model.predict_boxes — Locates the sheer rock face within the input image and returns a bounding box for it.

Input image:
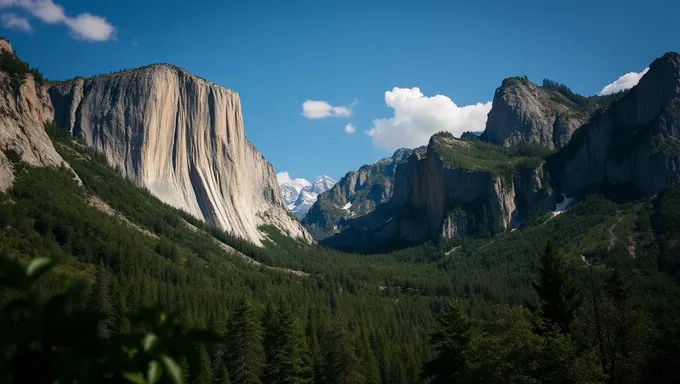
[48,64,311,245]
[0,40,65,191]
[548,52,680,197]
[484,77,588,149]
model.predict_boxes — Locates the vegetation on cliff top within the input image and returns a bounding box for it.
[431,131,546,178]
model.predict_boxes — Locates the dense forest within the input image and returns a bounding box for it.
[0,125,678,383]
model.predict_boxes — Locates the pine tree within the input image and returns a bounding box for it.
[321,313,363,384]
[421,300,472,384]
[599,262,649,384]
[226,296,264,384]
[89,259,114,338]
[262,302,312,384]
[532,241,583,333]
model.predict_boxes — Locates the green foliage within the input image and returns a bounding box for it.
[0,52,45,92]
[226,296,264,384]
[0,255,218,384]
[262,302,312,384]
[532,241,584,333]
[421,300,473,383]
[431,132,544,180]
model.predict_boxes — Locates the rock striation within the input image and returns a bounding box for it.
[48,64,311,246]
[0,39,66,191]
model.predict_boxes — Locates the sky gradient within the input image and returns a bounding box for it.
[1,0,679,182]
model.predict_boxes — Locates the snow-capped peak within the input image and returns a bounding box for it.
[276,172,336,219]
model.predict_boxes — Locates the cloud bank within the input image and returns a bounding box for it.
[598,67,649,96]
[0,0,115,41]
[366,87,491,151]
[302,99,356,119]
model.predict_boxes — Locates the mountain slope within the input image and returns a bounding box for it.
[48,64,310,246]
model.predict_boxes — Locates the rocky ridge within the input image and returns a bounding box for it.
[0,39,67,191]
[303,147,421,241]
[484,77,623,149]
[48,64,311,246]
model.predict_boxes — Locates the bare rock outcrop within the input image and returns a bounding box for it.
[484,77,589,149]
[0,39,66,190]
[49,64,311,246]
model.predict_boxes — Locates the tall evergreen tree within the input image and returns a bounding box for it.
[421,300,473,384]
[532,241,583,333]
[226,296,264,384]
[262,302,312,384]
[599,262,649,384]
[89,259,114,338]
[321,313,363,384]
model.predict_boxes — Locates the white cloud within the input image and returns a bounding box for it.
[276,172,311,189]
[1,13,31,32]
[598,67,649,96]
[302,99,356,119]
[64,13,115,41]
[18,0,64,23]
[132,36,138,47]
[344,123,356,134]
[366,87,492,151]
[0,0,115,41]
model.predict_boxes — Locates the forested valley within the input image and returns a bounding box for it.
[0,126,679,383]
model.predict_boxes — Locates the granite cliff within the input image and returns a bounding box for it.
[48,64,311,246]
[0,39,66,191]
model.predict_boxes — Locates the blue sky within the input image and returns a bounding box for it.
[1,0,679,182]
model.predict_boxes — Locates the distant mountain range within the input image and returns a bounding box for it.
[277,174,336,219]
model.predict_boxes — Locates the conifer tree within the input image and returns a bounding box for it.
[599,261,649,383]
[321,313,363,384]
[89,259,114,338]
[421,300,472,384]
[532,241,583,333]
[262,302,312,384]
[226,296,264,384]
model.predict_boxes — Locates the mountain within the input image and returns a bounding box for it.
[278,175,335,219]
[314,52,680,253]
[484,76,625,149]
[303,147,422,240]
[48,63,311,246]
[547,52,680,197]
[0,40,67,191]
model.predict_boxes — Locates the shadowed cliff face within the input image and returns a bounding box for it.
[0,40,66,191]
[547,52,680,198]
[48,64,311,246]
[302,147,419,241]
[318,135,549,252]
